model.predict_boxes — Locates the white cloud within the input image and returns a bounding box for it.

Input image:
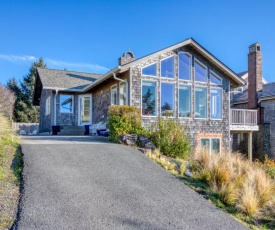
[0,53,109,73]
[45,59,109,72]
[0,54,36,62]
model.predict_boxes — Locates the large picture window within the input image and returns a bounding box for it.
[161,56,174,78]
[201,138,220,154]
[142,81,156,116]
[210,88,222,119]
[210,72,222,85]
[178,85,191,117]
[142,63,157,76]
[60,95,73,113]
[195,60,207,82]
[119,82,127,105]
[195,87,207,118]
[111,85,117,105]
[161,83,174,116]
[178,53,191,80]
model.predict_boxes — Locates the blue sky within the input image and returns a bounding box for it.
[0,0,274,85]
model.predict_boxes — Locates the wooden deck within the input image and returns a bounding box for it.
[230,109,259,132]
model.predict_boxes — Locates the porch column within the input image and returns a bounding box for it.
[248,131,253,162]
[54,89,58,126]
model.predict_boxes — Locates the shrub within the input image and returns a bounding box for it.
[195,149,275,216]
[149,117,191,159]
[108,105,146,142]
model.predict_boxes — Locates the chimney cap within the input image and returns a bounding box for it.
[249,42,261,53]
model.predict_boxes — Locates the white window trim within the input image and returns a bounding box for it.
[160,82,175,117]
[110,84,118,105]
[160,55,175,79]
[141,62,157,77]
[60,94,74,114]
[141,79,158,117]
[210,71,222,85]
[200,137,221,154]
[178,52,192,81]
[210,87,223,120]
[178,83,192,119]
[194,58,207,83]
[45,96,51,116]
[194,86,208,120]
[119,81,128,105]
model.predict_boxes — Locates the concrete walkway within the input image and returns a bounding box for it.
[15,135,247,230]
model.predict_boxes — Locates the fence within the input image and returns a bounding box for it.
[12,122,39,134]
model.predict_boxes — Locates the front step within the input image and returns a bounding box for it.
[58,126,85,136]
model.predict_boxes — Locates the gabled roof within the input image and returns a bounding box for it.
[121,37,245,87]
[37,68,102,91]
[232,82,275,105]
[259,82,275,100]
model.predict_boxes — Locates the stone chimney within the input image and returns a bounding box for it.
[119,51,135,65]
[248,43,262,109]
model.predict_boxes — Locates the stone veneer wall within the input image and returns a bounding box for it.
[130,45,231,152]
[39,89,53,133]
[261,99,275,158]
[91,71,129,124]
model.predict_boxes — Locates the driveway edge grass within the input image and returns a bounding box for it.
[143,148,275,230]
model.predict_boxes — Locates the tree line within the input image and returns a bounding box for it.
[1,58,46,123]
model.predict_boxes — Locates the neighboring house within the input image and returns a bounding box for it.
[33,38,258,157]
[231,43,275,159]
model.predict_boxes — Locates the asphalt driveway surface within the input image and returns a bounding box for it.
[15,136,247,230]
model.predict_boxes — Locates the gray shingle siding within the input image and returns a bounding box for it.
[39,89,53,133]
[130,46,231,151]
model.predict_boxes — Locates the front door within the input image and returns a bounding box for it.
[79,95,92,126]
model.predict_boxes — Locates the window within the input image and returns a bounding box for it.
[210,72,222,85]
[119,82,127,105]
[178,85,191,117]
[142,81,156,116]
[45,96,51,115]
[195,87,207,118]
[195,60,207,82]
[210,88,222,119]
[178,53,191,80]
[142,63,157,76]
[161,56,174,78]
[111,85,117,105]
[201,138,220,154]
[60,95,73,113]
[161,83,174,116]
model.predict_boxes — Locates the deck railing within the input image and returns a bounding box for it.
[230,109,257,126]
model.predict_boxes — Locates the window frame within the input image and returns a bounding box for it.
[210,87,223,120]
[141,62,157,77]
[178,52,192,81]
[160,55,175,79]
[110,84,118,105]
[194,58,207,83]
[119,81,128,105]
[141,80,158,117]
[194,86,208,119]
[210,71,222,85]
[178,83,192,119]
[160,82,175,117]
[60,94,74,114]
[45,96,51,116]
[200,137,221,154]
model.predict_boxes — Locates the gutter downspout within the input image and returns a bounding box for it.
[54,89,58,126]
[112,72,126,82]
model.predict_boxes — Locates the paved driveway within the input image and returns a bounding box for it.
[15,136,247,230]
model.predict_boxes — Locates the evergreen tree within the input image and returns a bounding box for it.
[7,58,46,122]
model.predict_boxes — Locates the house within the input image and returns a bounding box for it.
[231,43,275,159]
[33,38,258,157]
